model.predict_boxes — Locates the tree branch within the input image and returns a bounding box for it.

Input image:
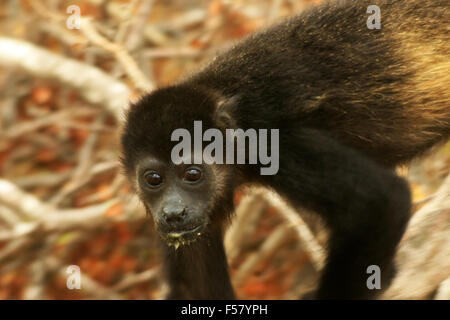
[0,37,130,120]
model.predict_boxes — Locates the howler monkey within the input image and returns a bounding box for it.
[121,0,450,299]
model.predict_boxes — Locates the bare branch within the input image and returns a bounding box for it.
[113,267,160,292]
[80,18,154,92]
[382,174,450,299]
[262,189,327,271]
[225,192,267,264]
[0,37,130,120]
[233,223,294,286]
[435,278,450,300]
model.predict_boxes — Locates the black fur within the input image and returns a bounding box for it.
[121,0,449,299]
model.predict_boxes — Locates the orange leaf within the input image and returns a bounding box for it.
[32,86,53,104]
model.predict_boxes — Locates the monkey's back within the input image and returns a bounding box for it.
[190,0,450,166]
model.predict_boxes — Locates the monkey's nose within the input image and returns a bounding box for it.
[162,206,187,224]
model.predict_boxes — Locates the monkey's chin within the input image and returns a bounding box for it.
[161,224,206,250]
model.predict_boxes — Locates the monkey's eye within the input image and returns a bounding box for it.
[143,171,163,188]
[183,168,202,183]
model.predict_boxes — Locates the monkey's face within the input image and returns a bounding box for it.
[121,85,238,248]
[135,157,234,248]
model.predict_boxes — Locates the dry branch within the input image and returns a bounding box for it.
[113,267,161,292]
[435,278,450,300]
[225,192,268,264]
[0,179,121,242]
[382,174,450,299]
[262,190,327,271]
[80,18,154,92]
[233,223,294,286]
[0,37,130,120]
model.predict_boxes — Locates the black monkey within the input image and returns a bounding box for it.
[121,0,450,299]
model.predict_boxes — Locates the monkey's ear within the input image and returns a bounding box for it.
[214,95,239,129]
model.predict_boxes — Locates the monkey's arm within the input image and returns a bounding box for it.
[162,227,235,299]
[256,128,411,299]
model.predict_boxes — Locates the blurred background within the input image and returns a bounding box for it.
[0,0,448,300]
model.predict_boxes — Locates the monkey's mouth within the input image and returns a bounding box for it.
[161,223,206,249]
